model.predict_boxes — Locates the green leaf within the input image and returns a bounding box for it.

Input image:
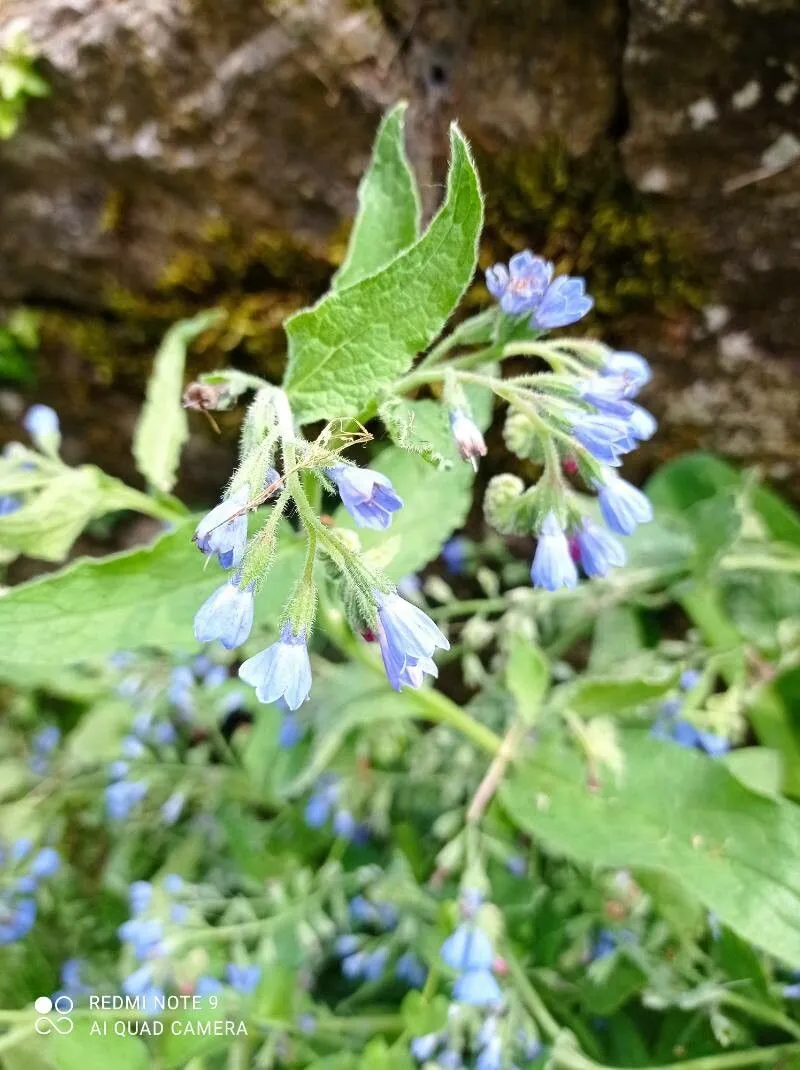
[551,666,679,718]
[284,125,483,422]
[722,747,784,799]
[588,607,645,674]
[400,992,449,1036]
[333,102,420,290]
[133,309,223,493]
[0,518,301,674]
[44,1020,149,1070]
[506,638,549,724]
[501,731,800,965]
[336,393,491,578]
[156,1008,231,1067]
[0,466,104,561]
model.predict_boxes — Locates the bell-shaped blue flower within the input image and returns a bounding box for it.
[396,951,427,988]
[531,513,578,591]
[374,592,449,691]
[452,968,503,1006]
[29,847,60,879]
[23,404,60,443]
[574,518,626,578]
[533,273,593,329]
[327,465,403,530]
[486,251,552,316]
[442,536,468,575]
[194,484,250,569]
[595,474,653,535]
[601,350,651,396]
[239,625,312,710]
[571,414,633,466]
[440,924,494,972]
[627,404,657,442]
[194,577,254,650]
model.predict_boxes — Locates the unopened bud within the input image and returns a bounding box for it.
[183,381,226,411]
[449,410,487,467]
[483,474,526,535]
[503,411,543,462]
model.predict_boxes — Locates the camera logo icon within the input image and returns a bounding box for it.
[34,995,74,1036]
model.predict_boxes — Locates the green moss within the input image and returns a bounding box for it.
[474,141,705,323]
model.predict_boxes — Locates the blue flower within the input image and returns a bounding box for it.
[601,351,651,396]
[396,951,427,988]
[627,404,657,441]
[486,252,593,329]
[341,951,366,979]
[32,726,60,754]
[450,411,487,466]
[119,918,164,959]
[239,625,312,710]
[279,712,304,748]
[59,958,90,996]
[476,1036,503,1070]
[122,965,154,997]
[410,1034,440,1062]
[363,947,388,982]
[783,983,800,1000]
[108,759,130,782]
[440,924,494,972]
[591,930,618,960]
[194,484,250,569]
[195,975,223,997]
[375,592,449,691]
[29,848,59,879]
[129,881,153,915]
[438,1050,464,1070]
[151,720,177,746]
[336,935,361,957]
[595,474,653,536]
[23,404,60,441]
[507,855,527,877]
[571,414,633,466]
[531,513,578,591]
[194,578,254,650]
[164,874,183,895]
[105,779,147,821]
[0,896,36,943]
[203,665,229,689]
[695,729,730,757]
[332,809,358,840]
[305,777,338,828]
[680,669,702,690]
[574,519,626,579]
[0,495,20,516]
[160,790,186,825]
[170,904,190,924]
[10,838,32,863]
[327,465,403,530]
[121,736,146,760]
[452,969,502,1006]
[167,666,195,717]
[580,379,636,422]
[442,536,469,575]
[534,273,593,329]
[227,963,262,994]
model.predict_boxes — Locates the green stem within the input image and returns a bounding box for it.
[505,950,564,1042]
[555,1043,800,1070]
[720,553,800,574]
[721,990,800,1042]
[429,596,510,621]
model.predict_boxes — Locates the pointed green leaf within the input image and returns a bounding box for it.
[0,466,103,561]
[501,732,800,965]
[284,125,483,422]
[133,309,224,493]
[0,517,301,675]
[333,102,420,290]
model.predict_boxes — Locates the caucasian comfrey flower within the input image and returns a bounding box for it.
[374,592,450,692]
[485,251,593,329]
[193,577,255,650]
[194,484,250,570]
[327,465,403,530]
[239,625,312,711]
[449,410,487,467]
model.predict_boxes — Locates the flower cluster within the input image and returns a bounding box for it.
[486,251,593,328]
[0,839,60,944]
[651,669,730,756]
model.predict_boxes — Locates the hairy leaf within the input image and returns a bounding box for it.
[502,732,800,965]
[333,102,420,290]
[284,126,482,422]
[133,309,223,493]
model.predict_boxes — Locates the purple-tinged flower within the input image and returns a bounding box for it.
[0,496,20,516]
[410,1033,441,1062]
[601,351,651,397]
[194,484,250,570]
[128,881,153,915]
[29,848,60,879]
[396,951,427,988]
[450,411,487,467]
[580,378,636,421]
[239,625,312,710]
[160,790,186,825]
[279,712,304,748]
[0,897,36,943]
[442,536,469,575]
[105,779,148,821]
[196,975,223,997]
[194,578,255,650]
[531,513,578,591]
[486,251,593,329]
[441,925,494,972]
[374,592,449,691]
[227,963,262,994]
[680,669,702,691]
[327,465,403,530]
[571,414,633,466]
[23,404,60,442]
[452,969,503,1006]
[595,474,653,536]
[573,518,626,579]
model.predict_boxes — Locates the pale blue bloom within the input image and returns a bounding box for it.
[194,578,254,650]
[160,790,186,825]
[32,726,60,753]
[227,963,262,994]
[105,779,147,821]
[440,924,494,972]
[396,951,427,988]
[507,855,526,877]
[196,975,222,997]
[164,874,183,894]
[534,273,593,329]
[486,251,593,329]
[23,404,59,441]
[375,591,449,691]
[305,778,338,828]
[327,465,403,530]
[595,474,653,535]
[0,496,20,515]
[601,351,651,396]
[571,414,633,466]
[278,712,304,748]
[29,848,59,879]
[531,512,578,591]
[128,881,153,915]
[574,519,626,578]
[452,969,502,1006]
[628,403,657,441]
[121,965,153,996]
[194,484,250,569]
[336,935,361,957]
[203,665,229,689]
[410,1033,440,1062]
[442,536,469,575]
[239,625,312,710]
[0,897,35,943]
[680,669,702,690]
[476,1036,503,1070]
[118,918,163,960]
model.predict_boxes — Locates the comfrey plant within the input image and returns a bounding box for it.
[3,102,800,1070]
